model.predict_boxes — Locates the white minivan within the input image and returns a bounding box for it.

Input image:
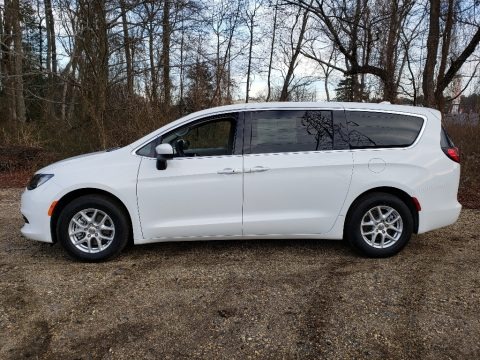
[21,102,461,261]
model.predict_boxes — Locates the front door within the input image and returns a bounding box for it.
[243,109,353,236]
[136,113,244,240]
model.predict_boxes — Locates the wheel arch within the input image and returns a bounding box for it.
[344,186,419,235]
[50,188,133,244]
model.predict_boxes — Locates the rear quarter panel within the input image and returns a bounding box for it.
[337,109,461,234]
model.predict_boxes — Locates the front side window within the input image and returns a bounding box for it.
[162,118,235,157]
[136,138,158,157]
[136,114,238,158]
[346,111,424,149]
[249,110,334,154]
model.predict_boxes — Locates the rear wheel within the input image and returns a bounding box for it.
[345,193,413,257]
[57,195,129,261]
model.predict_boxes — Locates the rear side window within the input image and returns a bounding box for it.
[249,110,333,154]
[346,111,424,149]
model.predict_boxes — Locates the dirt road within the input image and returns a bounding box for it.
[1,188,479,359]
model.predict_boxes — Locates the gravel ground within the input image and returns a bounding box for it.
[0,188,479,359]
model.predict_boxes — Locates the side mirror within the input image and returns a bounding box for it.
[155,144,174,170]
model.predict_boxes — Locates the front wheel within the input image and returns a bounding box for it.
[57,195,129,261]
[345,193,413,257]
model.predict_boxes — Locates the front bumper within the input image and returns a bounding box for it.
[20,181,62,243]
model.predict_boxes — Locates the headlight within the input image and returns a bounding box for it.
[27,174,54,190]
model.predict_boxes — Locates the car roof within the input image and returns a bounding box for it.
[196,101,435,115]
[170,102,438,124]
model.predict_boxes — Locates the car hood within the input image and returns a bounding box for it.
[36,147,125,174]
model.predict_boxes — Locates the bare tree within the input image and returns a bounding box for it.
[141,1,161,103]
[286,0,416,102]
[302,39,338,101]
[119,0,134,96]
[318,48,337,101]
[245,0,262,103]
[423,0,480,109]
[0,5,4,94]
[279,2,311,101]
[266,0,279,102]
[44,0,57,75]
[77,0,109,146]
[3,0,26,123]
[210,0,243,106]
[162,0,172,108]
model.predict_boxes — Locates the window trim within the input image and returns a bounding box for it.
[345,109,427,151]
[135,112,244,159]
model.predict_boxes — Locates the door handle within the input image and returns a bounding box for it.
[246,166,270,173]
[217,168,238,175]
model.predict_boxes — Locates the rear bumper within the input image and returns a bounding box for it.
[417,201,462,234]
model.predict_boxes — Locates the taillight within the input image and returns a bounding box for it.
[443,147,460,163]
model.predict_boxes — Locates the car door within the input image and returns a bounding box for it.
[243,109,353,236]
[136,113,244,240]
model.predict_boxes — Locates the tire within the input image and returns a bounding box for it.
[345,192,413,257]
[57,194,129,261]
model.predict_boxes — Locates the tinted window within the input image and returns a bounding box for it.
[162,118,235,157]
[346,111,423,149]
[136,138,159,157]
[440,126,455,148]
[250,110,333,154]
[136,115,238,158]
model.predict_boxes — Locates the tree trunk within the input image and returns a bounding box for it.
[11,0,26,123]
[162,0,171,108]
[405,48,417,105]
[280,7,309,101]
[422,0,440,107]
[383,0,399,103]
[436,0,454,89]
[120,0,133,96]
[324,72,330,101]
[245,13,255,103]
[226,46,232,103]
[266,1,278,102]
[435,26,480,100]
[36,0,43,70]
[210,2,241,107]
[1,2,16,122]
[45,0,57,74]
[0,7,4,93]
[95,0,108,148]
[148,23,157,103]
[383,75,397,103]
[214,30,222,106]
[61,42,80,125]
[77,0,108,147]
[178,11,185,114]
